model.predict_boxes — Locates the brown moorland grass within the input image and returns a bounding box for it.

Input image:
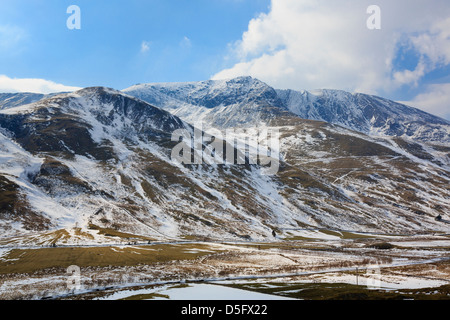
[0,243,222,275]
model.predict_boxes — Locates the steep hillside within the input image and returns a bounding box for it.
[0,85,448,245]
[0,93,53,110]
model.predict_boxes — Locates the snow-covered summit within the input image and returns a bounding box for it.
[277,88,450,143]
[124,77,450,143]
[124,76,291,128]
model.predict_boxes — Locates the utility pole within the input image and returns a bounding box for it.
[356,267,359,286]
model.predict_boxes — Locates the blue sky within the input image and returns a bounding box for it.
[0,0,270,89]
[0,0,449,120]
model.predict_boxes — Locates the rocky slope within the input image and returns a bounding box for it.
[124,77,450,144]
[0,83,448,245]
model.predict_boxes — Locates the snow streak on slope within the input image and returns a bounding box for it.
[0,130,77,236]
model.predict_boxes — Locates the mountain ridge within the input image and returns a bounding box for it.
[124,77,450,144]
[0,82,448,244]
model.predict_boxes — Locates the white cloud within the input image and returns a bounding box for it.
[0,75,82,94]
[0,25,25,50]
[401,83,450,121]
[392,60,426,87]
[409,17,450,67]
[212,0,450,95]
[180,36,192,49]
[140,41,151,53]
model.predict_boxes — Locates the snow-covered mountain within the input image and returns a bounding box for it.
[124,77,294,129]
[124,76,450,144]
[0,87,303,241]
[0,83,449,245]
[0,93,47,110]
[0,87,191,239]
[277,88,450,144]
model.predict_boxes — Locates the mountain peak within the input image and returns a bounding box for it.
[123,79,450,143]
[73,86,126,97]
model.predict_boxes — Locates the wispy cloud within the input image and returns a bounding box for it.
[180,36,192,49]
[0,25,26,51]
[0,75,82,94]
[140,41,151,53]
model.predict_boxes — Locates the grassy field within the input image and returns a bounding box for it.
[1,232,449,300]
[220,282,450,300]
[0,243,220,275]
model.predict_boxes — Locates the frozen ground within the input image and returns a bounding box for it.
[0,231,449,300]
[93,283,295,301]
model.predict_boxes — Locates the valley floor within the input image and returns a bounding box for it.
[0,230,449,300]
